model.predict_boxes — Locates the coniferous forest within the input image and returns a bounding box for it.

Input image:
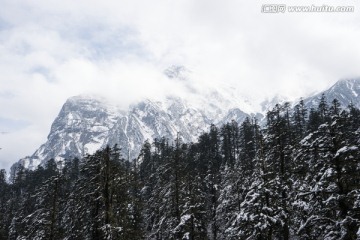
[1,95,360,240]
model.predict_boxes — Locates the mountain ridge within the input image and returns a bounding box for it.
[12,78,360,172]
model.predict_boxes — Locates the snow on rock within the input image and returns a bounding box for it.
[335,146,358,158]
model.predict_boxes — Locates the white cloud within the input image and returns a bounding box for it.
[1,0,360,170]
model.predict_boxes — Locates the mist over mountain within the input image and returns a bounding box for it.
[11,76,360,172]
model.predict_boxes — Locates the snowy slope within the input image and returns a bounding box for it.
[303,78,360,109]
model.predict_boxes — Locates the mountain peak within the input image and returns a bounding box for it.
[163,65,190,81]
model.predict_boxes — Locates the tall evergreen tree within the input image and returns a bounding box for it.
[263,103,294,239]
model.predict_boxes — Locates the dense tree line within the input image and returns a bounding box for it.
[1,95,360,239]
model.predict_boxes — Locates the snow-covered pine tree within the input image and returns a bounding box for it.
[71,145,133,239]
[293,98,360,239]
[18,175,64,240]
[262,103,293,239]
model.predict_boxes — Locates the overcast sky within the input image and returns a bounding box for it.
[1,0,360,170]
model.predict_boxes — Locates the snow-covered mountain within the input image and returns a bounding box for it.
[15,95,250,171]
[12,77,360,171]
[303,78,360,109]
[16,96,121,169]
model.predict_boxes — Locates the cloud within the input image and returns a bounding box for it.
[1,0,360,170]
